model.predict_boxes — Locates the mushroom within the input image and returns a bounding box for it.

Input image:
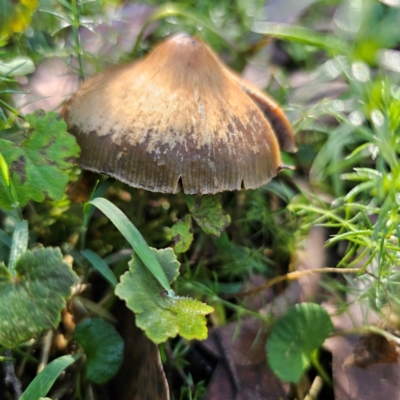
[62,33,296,194]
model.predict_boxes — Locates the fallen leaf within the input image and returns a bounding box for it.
[203,318,289,399]
[344,333,399,368]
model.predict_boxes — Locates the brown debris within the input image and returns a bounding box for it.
[344,333,399,369]
[203,319,289,400]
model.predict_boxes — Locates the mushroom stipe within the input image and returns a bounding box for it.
[62,33,296,194]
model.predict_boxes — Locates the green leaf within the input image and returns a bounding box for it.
[0,247,78,348]
[0,56,35,76]
[89,197,171,292]
[266,303,333,383]
[171,214,193,253]
[0,110,80,209]
[82,178,114,231]
[20,354,80,400]
[75,318,124,384]
[185,195,231,238]
[82,249,117,287]
[0,152,17,208]
[0,229,11,248]
[115,248,213,344]
[8,220,28,274]
[251,22,348,54]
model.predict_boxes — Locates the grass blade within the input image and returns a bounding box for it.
[20,354,80,400]
[89,197,171,292]
[82,249,117,287]
[252,22,348,54]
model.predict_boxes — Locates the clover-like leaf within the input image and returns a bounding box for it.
[0,0,38,46]
[75,318,124,384]
[171,214,193,253]
[0,247,78,348]
[185,194,231,237]
[0,110,80,209]
[115,247,213,344]
[266,302,334,383]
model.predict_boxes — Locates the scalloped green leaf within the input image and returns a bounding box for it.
[185,194,231,238]
[266,302,333,383]
[115,248,213,344]
[171,214,193,253]
[0,110,80,209]
[0,247,78,348]
[75,318,124,384]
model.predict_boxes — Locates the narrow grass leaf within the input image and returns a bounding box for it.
[82,249,117,287]
[89,197,171,292]
[20,354,80,400]
[344,181,376,200]
[82,178,114,231]
[252,22,347,53]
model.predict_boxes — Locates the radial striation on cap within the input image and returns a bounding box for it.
[62,33,296,194]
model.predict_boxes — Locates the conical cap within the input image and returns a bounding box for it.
[62,33,289,194]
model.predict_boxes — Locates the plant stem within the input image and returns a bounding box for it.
[71,0,85,82]
[0,99,21,117]
[334,325,400,346]
[310,350,332,387]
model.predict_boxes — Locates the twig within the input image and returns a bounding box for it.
[3,350,22,399]
[333,325,400,346]
[215,330,242,396]
[233,267,367,298]
[304,376,323,400]
[37,330,54,373]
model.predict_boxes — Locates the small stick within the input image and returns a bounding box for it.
[233,268,365,298]
[37,330,54,373]
[304,376,323,400]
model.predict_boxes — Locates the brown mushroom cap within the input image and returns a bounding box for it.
[225,69,297,153]
[62,33,295,194]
